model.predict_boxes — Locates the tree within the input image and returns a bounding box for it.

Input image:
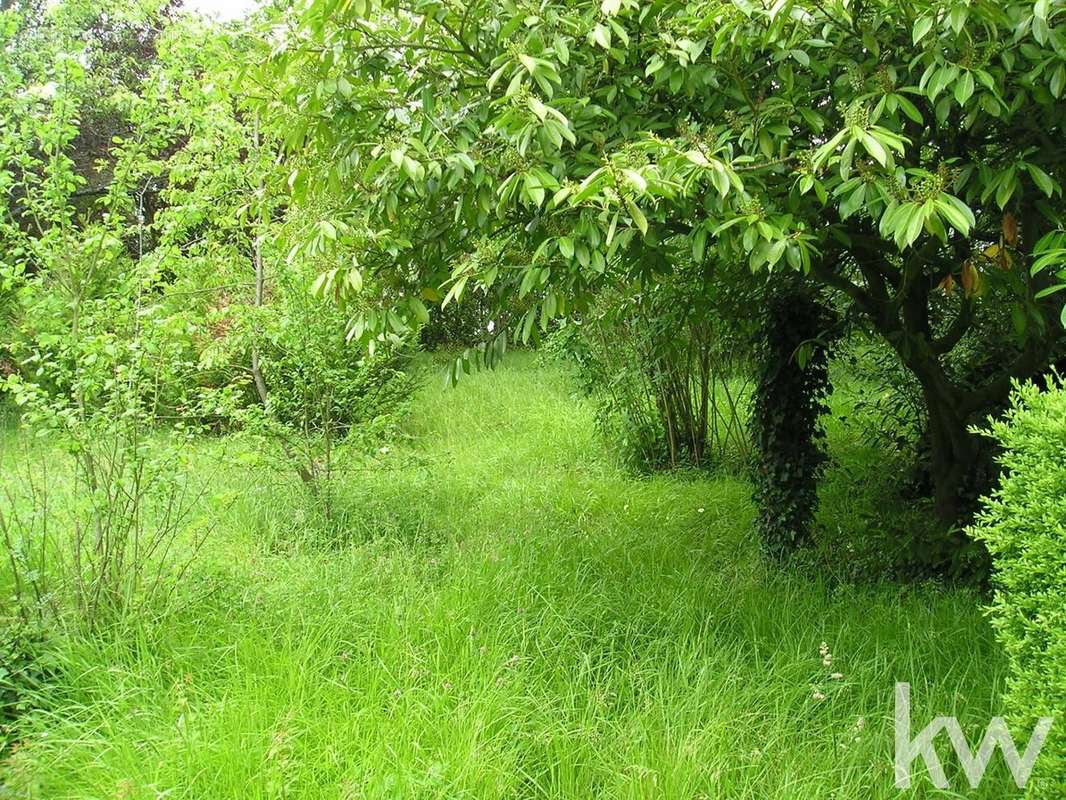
[268,0,1066,534]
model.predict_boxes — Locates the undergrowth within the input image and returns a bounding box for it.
[0,355,1025,798]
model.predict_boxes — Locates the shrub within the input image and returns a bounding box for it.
[547,260,756,473]
[970,377,1066,797]
[197,263,418,527]
[4,371,210,631]
[258,289,416,438]
[0,621,56,755]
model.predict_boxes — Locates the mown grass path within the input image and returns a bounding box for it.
[4,355,1016,798]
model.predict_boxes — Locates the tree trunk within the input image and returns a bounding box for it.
[919,377,976,524]
[878,266,981,527]
[891,328,986,528]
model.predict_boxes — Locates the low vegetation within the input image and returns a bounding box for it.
[1,356,1023,798]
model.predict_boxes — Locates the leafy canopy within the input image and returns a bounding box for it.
[269,0,1066,370]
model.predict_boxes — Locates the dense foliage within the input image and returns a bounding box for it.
[272,0,1066,541]
[971,376,1066,797]
[0,1,417,629]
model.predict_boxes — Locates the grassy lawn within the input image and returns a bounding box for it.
[2,354,1020,798]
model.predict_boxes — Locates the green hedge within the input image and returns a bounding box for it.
[971,377,1066,797]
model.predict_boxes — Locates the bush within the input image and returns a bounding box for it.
[196,262,418,528]
[545,260,756,473]
[258,290,416,438]
[3,371,210,631]
[0,621,56,755]
[970,377,1066,797]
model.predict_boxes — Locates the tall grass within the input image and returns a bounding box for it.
[1,354,1025,798]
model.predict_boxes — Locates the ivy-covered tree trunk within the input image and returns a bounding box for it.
[751,283,836,558]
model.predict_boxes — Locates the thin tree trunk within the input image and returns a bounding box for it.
[250,233,269,406]
[250,114,270,407]
[246,114,316,494]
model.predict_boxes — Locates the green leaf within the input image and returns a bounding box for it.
[1034,284,1066,300]
[692,227,707,261]
[625,198,648,235]
[839,184,865,219]
[555,38,570,65]
[528,95,547,120]
[1051,65,1066,99]
[758,129,774,158]
[487,63,509,91]
[571,168,605,204]
[813,128,848,170]
[839,137,857,180]
[591,24,611,49]
[310,269,335,298]
[1027,164,1056,197]
[859,130,889,166]
[995,173,1017,209]
[895,94,924,124]
[913,16,934,45]
[954,71,975,105]
[402,156,425,182]
[409,296,430,324]
[935,194,975,235]
[442,276,468,307]
[684,149,710,166]
[623,168,647,193]
[518,53,538,74]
